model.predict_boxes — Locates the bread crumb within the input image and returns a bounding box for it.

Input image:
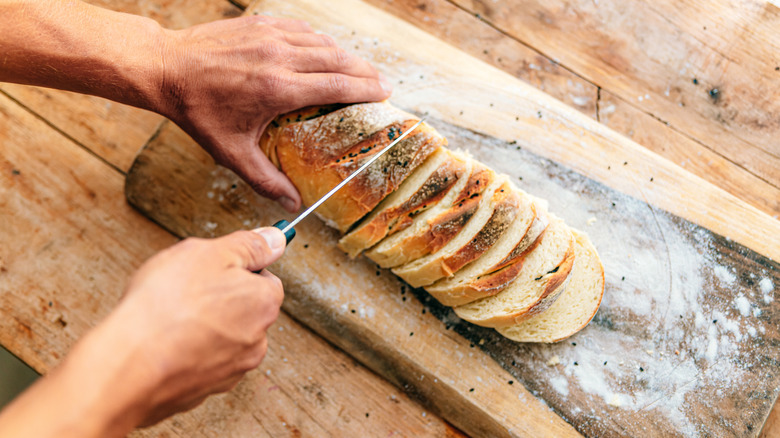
[478,339,486,345]
[587,217,597,225]
[547,355,560,366]
[646,350,654,355]
[608,394,622,407]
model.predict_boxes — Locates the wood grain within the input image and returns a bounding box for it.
[125,1,780,435]
[249,0,779,263]
[596,89,780,216]
[349,0,780,220]
[127,121,581,438]
[127,111,780,438]
[449,0,780,207]
[0,93,460,436]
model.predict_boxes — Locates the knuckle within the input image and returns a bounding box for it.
[332,48,352,69]
[326,74,348,93]
[256,39,288,59]
[319,34,336,47]
[178,237,204,251]
[237,341,267,372]
[291,18,312,30]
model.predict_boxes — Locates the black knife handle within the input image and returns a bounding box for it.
[273,219,296,245]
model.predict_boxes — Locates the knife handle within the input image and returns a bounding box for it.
[273,219,296,246]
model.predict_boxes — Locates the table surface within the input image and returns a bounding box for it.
[1,0,777,436]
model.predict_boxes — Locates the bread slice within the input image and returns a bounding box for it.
[274,102,445,232]
[364,159,494,268]
[392,177,518,287]
[453,216,575,328]
[497,230,604,342]
[426,194,549,306]
[338,147,467,258]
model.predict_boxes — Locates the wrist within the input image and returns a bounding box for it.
[0,307,161,438]
[56,308,162,436]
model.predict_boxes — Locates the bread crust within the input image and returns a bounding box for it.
[497,230,605,342]
[365,161,495,268]
[427,203,549,307]
[274,102,445,231]
[338,150,467,258]
[395,180,521,287]
[439,184,521,276]
[259,104,346,167]
[453,220,576,328]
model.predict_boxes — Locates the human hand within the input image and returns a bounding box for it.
[156,15,393,212]
[107,228,287,425]
[0,228,286,437]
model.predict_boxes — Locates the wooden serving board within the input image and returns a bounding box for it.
[126,0,780,436]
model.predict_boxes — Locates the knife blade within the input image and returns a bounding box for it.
[259,116,427,245]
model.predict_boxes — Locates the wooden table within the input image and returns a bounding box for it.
[1,0,777,436]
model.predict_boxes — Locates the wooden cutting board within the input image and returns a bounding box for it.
[125,0,780,436]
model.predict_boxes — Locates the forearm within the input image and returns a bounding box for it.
[0,0,165,112]
[0,313,159,438]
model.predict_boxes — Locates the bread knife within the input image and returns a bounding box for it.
[260,116,427,246]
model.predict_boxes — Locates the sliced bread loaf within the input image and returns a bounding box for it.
[426,194,548,306]
[338,147,467,258]
[497,230,604,342]
[275,102,445,232]
[453,216,575,328]
[364,159,495,268]
[392,177,518,288]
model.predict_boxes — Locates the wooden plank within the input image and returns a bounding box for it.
[352,0,780,220]
[251,0,779,262]
[127,121,580,438]
[447,0,780,199]
[597,89,779,216]
[0,94,460,436]
[125,1,780,435]
[0,0,242,172]
[127,111,780,438]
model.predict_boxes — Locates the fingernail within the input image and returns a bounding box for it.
[256,228,286,251]
[379,73,393,95]
[277,196,297,213]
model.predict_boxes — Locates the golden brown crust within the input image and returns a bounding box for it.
[259,104,346,167]
[464,228,546,294]
[341,153,467,254]
[439,183,521,276]
[466,236,576,328]
[274,103,445,231]
[429,206,550,307]
[383,163,495,263]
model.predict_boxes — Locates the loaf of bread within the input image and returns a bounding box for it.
[261,101,604,342]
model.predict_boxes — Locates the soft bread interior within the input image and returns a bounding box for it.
[364,153,476,268]
[392,176,509,287]
[497,230,604,343]
[454,216,574,328]
[338,147,453,258]
[426,194,545,306]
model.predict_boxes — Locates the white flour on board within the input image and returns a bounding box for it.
[432,123,777,436]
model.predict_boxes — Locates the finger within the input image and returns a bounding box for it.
[234,337,270,373]
[252,14,312,33]
[282,31,337,48]
[228,145,302,212]
[291,72,392,108]
[257,269,285,310]
[216,229,286,271]
[293,47,380,79]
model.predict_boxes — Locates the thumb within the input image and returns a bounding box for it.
[232,146,302,214]
[218,229,286,272]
